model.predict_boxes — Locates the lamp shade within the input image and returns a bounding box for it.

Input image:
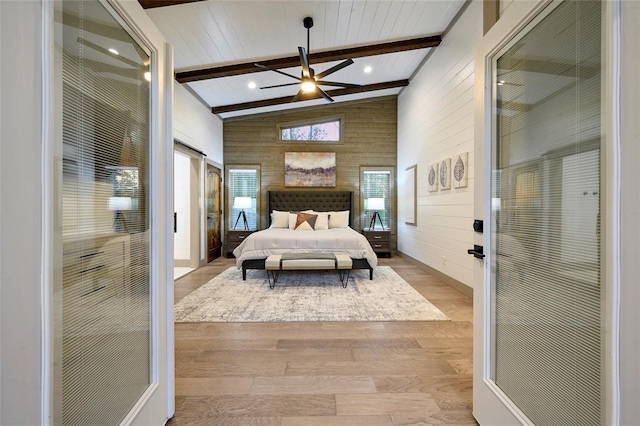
[233,196,253,209]
[367,198,385,210]
[108,196,132,211]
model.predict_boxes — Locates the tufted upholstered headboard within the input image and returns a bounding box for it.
[268,191,353,227]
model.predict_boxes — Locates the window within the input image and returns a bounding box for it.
[280,118,341,142]
[227,166,260,230]
[361,168,394,230]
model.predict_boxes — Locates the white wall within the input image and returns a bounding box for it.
[397,0,481,289]
[173,82,223,164]
[173,82,223,264]
[1,2,43,423]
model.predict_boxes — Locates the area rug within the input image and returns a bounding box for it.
[174,266,449,322]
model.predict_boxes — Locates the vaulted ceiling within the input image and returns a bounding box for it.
[141,0,467,119]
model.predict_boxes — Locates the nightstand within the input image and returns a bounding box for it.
[362,229,391,258]
[226,230,256,257]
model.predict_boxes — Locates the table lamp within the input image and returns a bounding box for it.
[108,196,132,233]
[232,196,252,230]
[366,197,385,230]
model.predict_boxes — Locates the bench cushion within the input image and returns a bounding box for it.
[265,253,352,270]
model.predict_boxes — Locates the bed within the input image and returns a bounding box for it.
[233,190,378,280]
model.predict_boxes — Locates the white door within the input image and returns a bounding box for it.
[50,0,173,424]
[473,1,614,424]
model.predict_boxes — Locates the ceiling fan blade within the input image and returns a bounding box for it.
[298,47,311,78]
[314,58,354,80]
[316,80,361,88]
[254,63,301,81]
[291,88,304,103]
[316,87,334,103]
[260,82,301,89]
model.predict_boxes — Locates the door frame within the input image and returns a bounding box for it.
[205,161,223,262]
[173,143,203,269]
[472,0,621,424]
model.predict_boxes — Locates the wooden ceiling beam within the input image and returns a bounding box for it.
[138,0,206,9]
[212,80,409,115]
[177,35,441,83]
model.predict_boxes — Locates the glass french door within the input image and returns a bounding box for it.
[474,0,606,424]
[52,0,172,424]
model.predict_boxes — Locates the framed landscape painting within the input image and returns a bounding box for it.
[285,152,336,187]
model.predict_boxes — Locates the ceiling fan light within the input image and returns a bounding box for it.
[301,80,316,93]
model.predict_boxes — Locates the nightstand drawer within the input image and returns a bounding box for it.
[362,231,390,242]
[229,232,252,243]
[369,241,390,251]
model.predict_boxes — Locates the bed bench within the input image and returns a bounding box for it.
[265,253,352,289]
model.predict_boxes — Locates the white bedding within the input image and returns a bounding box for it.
[232,227,378,268]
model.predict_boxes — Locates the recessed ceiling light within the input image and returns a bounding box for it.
[364,66,372,73]
[144,71,151,82]
[248,81,257,89]
[108,48,119,55]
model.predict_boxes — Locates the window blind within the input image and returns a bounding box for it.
[491,1,602,424]
[55,1,152,424]
[362,170,391,229]
[228,169,258,230]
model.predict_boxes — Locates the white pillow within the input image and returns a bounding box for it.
[312,211,330,230]
[328,210,350,228]
[270,210,289,228]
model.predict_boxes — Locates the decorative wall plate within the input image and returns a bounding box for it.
[428,162,439,192]
[440,158,451,190]
[453,152,468,188]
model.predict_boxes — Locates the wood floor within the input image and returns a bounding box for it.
[169,256,476,426]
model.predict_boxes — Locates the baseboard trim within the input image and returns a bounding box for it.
[396,251,473,298]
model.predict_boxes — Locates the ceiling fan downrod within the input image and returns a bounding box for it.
[303,17,313,58]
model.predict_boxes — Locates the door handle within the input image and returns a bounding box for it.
[467,244,485,259]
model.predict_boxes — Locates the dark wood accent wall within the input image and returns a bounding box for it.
[223,96,398,251]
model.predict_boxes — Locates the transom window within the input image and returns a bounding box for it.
[280,118,341,142]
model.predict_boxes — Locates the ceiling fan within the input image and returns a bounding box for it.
[254,16,360,103]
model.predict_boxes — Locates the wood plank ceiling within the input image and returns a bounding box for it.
[141,0,467,119]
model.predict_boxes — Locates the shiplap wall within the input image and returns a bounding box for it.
[223,97,397,248]
[499,0,517,16]
[397,0,481,288]
[174,82,223,163]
